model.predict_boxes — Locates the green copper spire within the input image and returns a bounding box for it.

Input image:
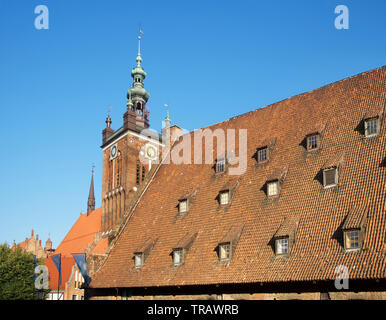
[126,29,150,129]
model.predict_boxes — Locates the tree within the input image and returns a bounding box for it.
[0,243,36,300]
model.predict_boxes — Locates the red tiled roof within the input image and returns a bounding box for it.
[55,208,102,256]
[90,66,386,289]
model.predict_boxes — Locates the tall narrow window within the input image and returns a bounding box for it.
[142,166,146,182]
[365,117,379,137]
[136,165,140,185]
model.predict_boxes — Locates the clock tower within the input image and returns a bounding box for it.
[100,32,162,236]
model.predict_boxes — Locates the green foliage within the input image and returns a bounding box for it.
[0,243,37,300]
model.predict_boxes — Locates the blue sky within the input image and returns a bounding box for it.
[0,0,385,248]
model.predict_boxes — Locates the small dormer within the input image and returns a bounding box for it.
[172,232,197,266]
[176,188,199,218]
[217,225,244,262]
[273,216,299,256]
[255,138,276,165]
[217,179,239,208]
[322,152,344,189]
[215,157,227,174]
[304,122,326,152]
[342,206,367,252]
[133,238,157,269]
[361,106,384,138]
[265,166,288,198]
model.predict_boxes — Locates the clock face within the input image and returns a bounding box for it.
[110,144,118,160]
[145,144,157,160]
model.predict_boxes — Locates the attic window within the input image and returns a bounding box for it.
[179,199,188,213]
[219,191,229,205]
[173,248,183,266]
[257,147,268,163]
[219,242,231,261]
[364,117,379,137]
[276,237,289,255]
[344,230,360,251]
[267,181,279,197]
[134,252,144,268]
[307,134,319,151]
[216,158,226,173]
[323,167,338,188]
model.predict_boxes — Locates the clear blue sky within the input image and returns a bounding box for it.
[0,0,385,248]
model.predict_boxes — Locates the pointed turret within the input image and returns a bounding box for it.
[87,167,95,215]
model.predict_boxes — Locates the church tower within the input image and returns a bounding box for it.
[100,31,162,236]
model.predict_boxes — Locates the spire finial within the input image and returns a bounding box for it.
[106,107,112,128]
[137,28,143,66]
[164,104,171,122]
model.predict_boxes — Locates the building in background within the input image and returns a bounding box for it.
[12,229,54,259]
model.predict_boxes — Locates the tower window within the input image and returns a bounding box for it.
[323,167,338,188]
[276,237,289,255]
[344,230,360,251]
[267,181,279,197]
[142,166,146,181]
[136,165,140,185]
[364,117,379,137]
[257,147,268,163]
[219,242,231,261]
[134,252,144,268]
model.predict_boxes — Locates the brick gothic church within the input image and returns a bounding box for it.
[85,34,386,300]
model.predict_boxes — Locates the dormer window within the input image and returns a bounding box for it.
[134,252,144,268]
[307,134,319,151]
[257,147,268,163]
[275,237,289,255]
[179,199,188,213]
[267,181,279,197]
[219,191,229,205]
[133,238,156,269]
[216,158,226,173]
[172,248,183,266]
[265,166,288,198]
[342,206,366,252]
[172,232,197,266]
[217,225,243,262]
[364,117,379,137]
[219,242,231,261]
[273,216,299,256]
[323,167,338,188]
